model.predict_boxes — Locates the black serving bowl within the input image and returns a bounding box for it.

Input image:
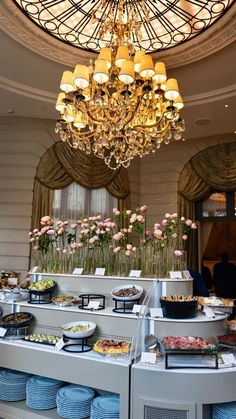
[160,299,198,319]
[28,283,56,296]
[1,312,34,328]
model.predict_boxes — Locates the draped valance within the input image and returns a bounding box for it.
[32,142,130,229]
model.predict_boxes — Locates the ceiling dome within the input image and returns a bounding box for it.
[13,0,235,53]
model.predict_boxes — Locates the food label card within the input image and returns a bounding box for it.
[73,268,83,275]
[203,306,215,318]
[95,268,106,276]
[169,271,183,279]
[132,304,146,315]
[8,277,18,286]
[221,353,236,366]
[141,352,156,364]
[129,270,141,278]
[87,301,100,310]
[55,338,64,351]
[150,308,163,318]
[0,328,7,338]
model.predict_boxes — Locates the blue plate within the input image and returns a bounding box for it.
[57,385,94,401]
[28,376,62,386]
[92,395,120,412]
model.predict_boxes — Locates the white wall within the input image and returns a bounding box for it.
[0,117,55,277]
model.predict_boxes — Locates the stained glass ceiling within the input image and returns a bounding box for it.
[13,0,235,53]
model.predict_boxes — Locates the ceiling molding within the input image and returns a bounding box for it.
[1,74,236,110]
[1,2,236,69]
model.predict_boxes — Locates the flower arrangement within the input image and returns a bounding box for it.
[29,208,197,277]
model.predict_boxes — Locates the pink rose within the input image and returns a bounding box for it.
[89,237,96,244]
[172,233,177,238]
[33,229,38,233]
[47,229,55,235]
[182,235,188,240]
[185,219,192,226]
[165,213,171,218]
[29,237,34,242]
[154,229,163,238]
[33,245,39,250]
[126,244,132,250]
[71,223,78,229]
[132,247,136,252]
[71,243,78,249]
[62,248,67,254]
[113,246,120,253]
[57,227,64,235]
[40,215,51,225]
[154,223,161,228]
[145,230,152,236]
[125,250,131,256]
[162,219,167,226]
[41,226,50,234]
[172,213,178,218]
[191,222,197,229]
[174,250,183,257]
[137,215,144,222]
[140,205,148,213]
[181,216,185,221]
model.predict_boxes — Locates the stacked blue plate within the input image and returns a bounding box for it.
[212,402,236,418]
[90,395,120,419]
[0,369,31,401]
[26,375,63,410]
[57,384,95,419]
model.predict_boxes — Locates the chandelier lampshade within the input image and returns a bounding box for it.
[55,0,186,170]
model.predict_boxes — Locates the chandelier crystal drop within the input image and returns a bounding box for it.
[55,0,186,170]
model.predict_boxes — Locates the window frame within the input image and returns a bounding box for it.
[196,191,236,221]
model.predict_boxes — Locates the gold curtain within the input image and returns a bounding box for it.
[178,142,236,269]
[32,142,130,229]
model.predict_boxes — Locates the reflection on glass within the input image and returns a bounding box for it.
[202,192,226,217]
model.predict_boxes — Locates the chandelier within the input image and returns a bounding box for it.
[55,0,186,170]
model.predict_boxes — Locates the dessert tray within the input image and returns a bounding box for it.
[93,339,131,356]
[24,333,61,345]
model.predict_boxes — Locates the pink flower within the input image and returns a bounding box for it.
[71,243,79,249]
[125,250,131,256]
[191,222,197,229]
[126,210,131,215]
[57,227,64,235]
[126,244,132,250]
[140,205,148,213]
[28,232,32,236]
[33,245,39,250]
[154,229,163,238]
[40,215,51,225]
[71,223,77,229]
[145,230,152,236]
[165,213,171,218]
[41,226,50,234]
[185,219,192,226]
[174,250,183,257]
[130,213,137,223]
[182,235,188,240]
[172,213,178,218]
[113,246,120,253]
[132,247,136,252]
[29,237,34,242]
[62,248,67,254]
[33,229,38,233]
[137,215,144,222]
[89,237,96,244]
[47,229,55,236]
[154,223,161,228]
[181,216,185,221]
[172,233,177,238]
[162,219,167,226]
[113,232,123,241]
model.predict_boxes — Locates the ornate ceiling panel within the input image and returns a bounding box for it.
[13,0,235,53]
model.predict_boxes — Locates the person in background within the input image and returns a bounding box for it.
[201,262,213,290]
[188,269,209,297]
[213,252,236,299]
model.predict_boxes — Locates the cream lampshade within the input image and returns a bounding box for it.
[73,65,89,89]
[73,112,86,128]
[115,46,129,68]
[174,95,184,110]
[139,55,155,78]
[55,93,66,112]
[153,62,167,83]
[98,47,112,69]
[164,78,180,101]
[60,71,75,93]
[119,60,135,84]
[134,50,145,73]
[93,60,109,83]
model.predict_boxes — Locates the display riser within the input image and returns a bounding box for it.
[131,364,236,419]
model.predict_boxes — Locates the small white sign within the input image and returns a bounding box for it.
[132,304,146,315]
[55,338,64,351]
[0,328,7,338]
[150,308,163,318]
[73,268,84,275]
[169,271,183,279]
[8,277,18,286]
[31,266,38,273]
[203,306,215,318]
[95,268,106,276]
[141,351,156,364]
[129,270,141,278]
[221,353,236,366]
[182,270,192,279]
[87,300,100,310]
